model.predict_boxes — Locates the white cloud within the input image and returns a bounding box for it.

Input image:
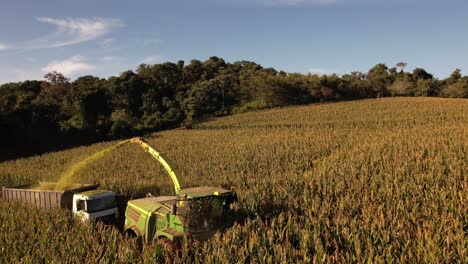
[263,0,337,5]
[41,55,95,77]
[1,17,122,51]
[309,67,334,76]
[140,55,164,64]
[100,56,121,62]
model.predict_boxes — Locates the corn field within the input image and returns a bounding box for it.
[0,97,466,263]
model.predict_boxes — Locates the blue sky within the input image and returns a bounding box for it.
[0,0,467,84]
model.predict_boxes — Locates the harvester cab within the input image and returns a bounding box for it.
[176,186,238,240]
[124,137,237,245]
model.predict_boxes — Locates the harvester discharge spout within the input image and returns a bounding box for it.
[129,137,182,193]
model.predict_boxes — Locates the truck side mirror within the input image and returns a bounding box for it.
[77,200,85,211]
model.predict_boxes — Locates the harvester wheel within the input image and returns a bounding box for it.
[159,237,179,253]
[125,230,142,250]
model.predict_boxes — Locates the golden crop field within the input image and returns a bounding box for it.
[0,97,467,263]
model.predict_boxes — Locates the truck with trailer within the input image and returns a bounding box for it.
[1,182,118,222]
[1,137,237,250]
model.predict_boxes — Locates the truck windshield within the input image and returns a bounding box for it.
[85,196,115,213]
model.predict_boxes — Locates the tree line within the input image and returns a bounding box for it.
[0,57,467,161]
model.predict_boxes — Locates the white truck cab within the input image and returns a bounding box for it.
[72,190,119,221]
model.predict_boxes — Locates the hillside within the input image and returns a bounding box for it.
[0,97,466,263]
[2,59,467,163]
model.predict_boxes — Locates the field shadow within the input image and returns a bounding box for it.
[0,129,164,163]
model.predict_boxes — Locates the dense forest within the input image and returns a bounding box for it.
[1,57,467,161]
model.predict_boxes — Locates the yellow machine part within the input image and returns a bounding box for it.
[130,137,182,193]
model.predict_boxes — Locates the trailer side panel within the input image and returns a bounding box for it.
[1,183,99,210]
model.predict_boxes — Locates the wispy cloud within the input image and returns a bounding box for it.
[1,17,122,51]
[34,17,123,48]
[142,38,163,46]
[263,0,337,5]
[41,55,95,76]
[140,55,164,64]
[100,55,123,62]
[100,38,115,47]
[0,67,42,84]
